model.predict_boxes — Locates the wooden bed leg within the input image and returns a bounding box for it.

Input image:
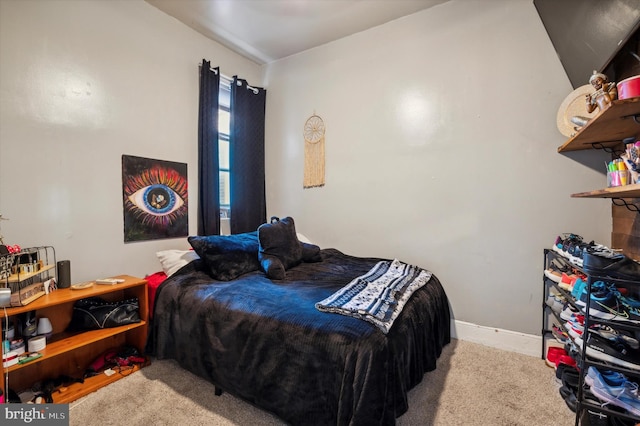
[214,386,223,396]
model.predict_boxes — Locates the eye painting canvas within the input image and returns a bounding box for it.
[122,155,188,242]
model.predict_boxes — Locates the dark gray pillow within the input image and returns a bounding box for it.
[187,232,260,281]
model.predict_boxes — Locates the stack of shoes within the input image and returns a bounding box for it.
[558,366,581,412]
[551,344,582,413]
[550,234,640,423]
[552,233,612,268]
[585,367,640,418]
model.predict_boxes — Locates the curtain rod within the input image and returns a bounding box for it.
[198,62,260,94]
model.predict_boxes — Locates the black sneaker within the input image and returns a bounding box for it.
[584,409,608,426]
[567,240,596,267]
[580,332,640,370]
[609,415,638,425]
[588,323,639,349]
[582,252,640,281]
[556,363,578,383]
[559,385,577,412]
[561,368,581,391]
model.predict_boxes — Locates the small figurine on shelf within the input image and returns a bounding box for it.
[585,70,617,114]
[568,71,618,131]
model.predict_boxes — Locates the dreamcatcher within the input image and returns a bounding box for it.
[303,114,325,188]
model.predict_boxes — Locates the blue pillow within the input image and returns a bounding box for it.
[187,232,260,281]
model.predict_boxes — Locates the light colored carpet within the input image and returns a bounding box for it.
[69,339,575,425]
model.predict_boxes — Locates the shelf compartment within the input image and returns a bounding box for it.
[3,275,147,316]
[5,321,147,374]
[578,398,640,424]
[5,264,56,283]
[53,362,147,404]
[557,98,640,153]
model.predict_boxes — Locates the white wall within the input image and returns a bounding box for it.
[0,0,612,337]
[0,0,262,280]
[263,0,611,335]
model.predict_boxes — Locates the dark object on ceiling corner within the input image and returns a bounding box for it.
[534,0,640,89]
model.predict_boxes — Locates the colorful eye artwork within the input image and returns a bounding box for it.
[122,155,188,242]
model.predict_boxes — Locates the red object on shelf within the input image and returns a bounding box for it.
[617,75,640,100]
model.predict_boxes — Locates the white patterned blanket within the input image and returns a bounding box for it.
[315,259,433,334]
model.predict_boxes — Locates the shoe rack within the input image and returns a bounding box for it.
[541,249,640,425]
[575,272,639,426]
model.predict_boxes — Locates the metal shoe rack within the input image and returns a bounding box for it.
[541,249,640,425]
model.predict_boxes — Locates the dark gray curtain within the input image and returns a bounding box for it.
[197,60,220,236]
[229,77,267,234]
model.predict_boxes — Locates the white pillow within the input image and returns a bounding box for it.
[296,233,313,244]
[156,249,200,277]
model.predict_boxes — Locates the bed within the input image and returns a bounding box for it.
[147,227,451,426]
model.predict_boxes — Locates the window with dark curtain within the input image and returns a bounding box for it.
[229,77,267,234]
[197,60,220,236]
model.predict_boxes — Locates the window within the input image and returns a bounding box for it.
[218,78,231,218]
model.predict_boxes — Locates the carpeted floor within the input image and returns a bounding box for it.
[68,339,575,425]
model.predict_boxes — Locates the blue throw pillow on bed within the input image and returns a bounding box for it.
[258,217,321,280]
[187,232,260,281]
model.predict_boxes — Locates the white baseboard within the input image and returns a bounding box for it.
[451,320,543,358]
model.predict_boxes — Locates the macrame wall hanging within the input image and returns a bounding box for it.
[303,114,325,188]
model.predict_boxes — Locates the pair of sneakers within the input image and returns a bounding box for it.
[545,345,577,370]
[552,323,570,344]
[570,279,640,325]
[544,256,574,283]
[545,289,565,314]
[552,234,602,267]
[585,367,640,417]
[585,285,640,325]
[555,267,587,293]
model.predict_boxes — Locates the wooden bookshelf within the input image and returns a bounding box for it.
[1,275,149,403]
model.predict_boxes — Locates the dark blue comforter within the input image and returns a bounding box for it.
[148,248,450,425]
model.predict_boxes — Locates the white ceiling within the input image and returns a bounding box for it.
[145,0,449,64]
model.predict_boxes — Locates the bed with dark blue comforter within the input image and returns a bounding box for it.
[148,248,450,425]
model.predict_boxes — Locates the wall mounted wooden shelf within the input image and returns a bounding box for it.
[571,183,640,198]
[557,98,640,153]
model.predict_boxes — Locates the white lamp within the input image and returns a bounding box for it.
[37,317,53,340]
